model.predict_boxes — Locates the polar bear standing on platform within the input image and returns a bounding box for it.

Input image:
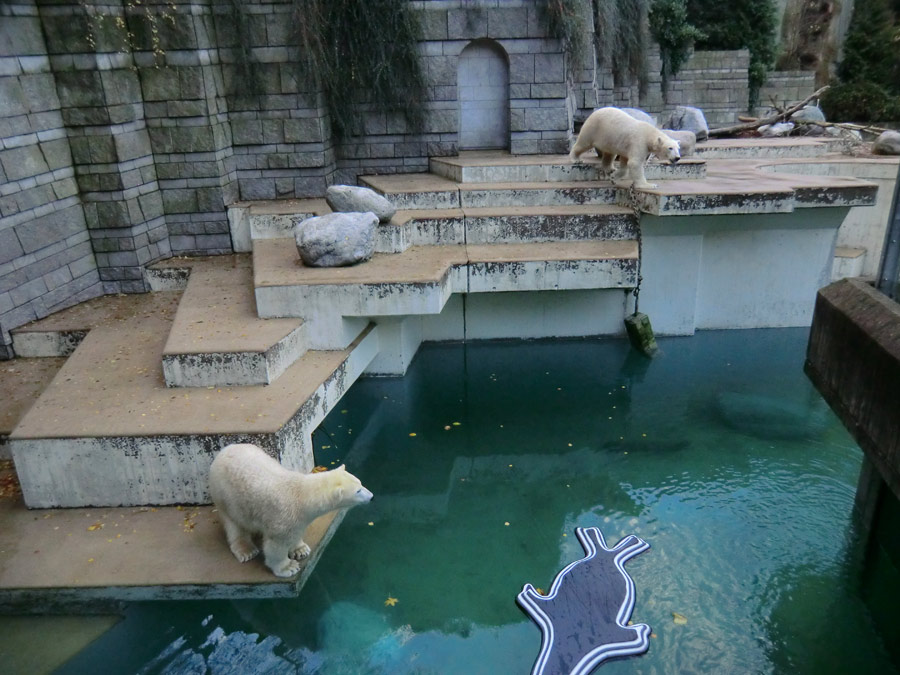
[569,107,681,189]
[209,443,373,578]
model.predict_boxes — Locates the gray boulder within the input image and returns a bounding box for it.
[294,212,377,267]
[666,106,709,140]
[326,185,396,223]
[621,108,656,126]
[662,129,696,157]
[873,130,900,155]
[791,105,827,135]
[759,122,795,137]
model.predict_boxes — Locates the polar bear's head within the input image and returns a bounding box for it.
[654,135,681,164]
[330,465,374,506]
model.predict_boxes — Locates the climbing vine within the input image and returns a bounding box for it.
[544,0,591,79]
[291,0,427,139]
[648,0,704,98]
[593,0,649,92]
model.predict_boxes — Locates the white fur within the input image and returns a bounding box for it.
[209,443,373,578]
[569,107,681,189]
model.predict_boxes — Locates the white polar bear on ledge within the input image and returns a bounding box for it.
[569,107,681,189]
[209,443,373,578]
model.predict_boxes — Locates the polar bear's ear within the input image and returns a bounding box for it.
[335,464,346,472]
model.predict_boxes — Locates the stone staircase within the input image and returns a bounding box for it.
[8,141,879,512]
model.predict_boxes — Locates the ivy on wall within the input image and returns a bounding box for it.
[291,0,427,139]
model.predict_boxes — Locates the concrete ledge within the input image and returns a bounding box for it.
[427,154,706,183]
[0,490,345,606]
[253,239,639,335]
[805,278,900,499]
[696,137,840,158]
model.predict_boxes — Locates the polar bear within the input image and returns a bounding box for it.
[570,107,681,189]
[209,443,373,578]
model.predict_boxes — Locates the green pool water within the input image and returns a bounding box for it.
[54,329,897,674]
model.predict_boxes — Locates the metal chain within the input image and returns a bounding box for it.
[626,185,643,314]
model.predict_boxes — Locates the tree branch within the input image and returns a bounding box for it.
[707,86,831,137]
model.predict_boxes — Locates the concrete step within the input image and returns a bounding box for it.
[427,153,706,183]
[361,167,703,210]
[832,246,867,281]
[156,256,307,388]
[9,309,379,507]
[378,204,637,252]
[228,198,330,253]
[253,239,638,344]
[0,358,66,460]
[11,292,182,357]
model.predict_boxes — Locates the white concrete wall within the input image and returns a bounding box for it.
[641,209,847,334]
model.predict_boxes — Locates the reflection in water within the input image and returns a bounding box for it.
[54,330,898,674]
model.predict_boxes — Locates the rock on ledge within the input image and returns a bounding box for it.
[326,185,396,223]
[294,212,377,267]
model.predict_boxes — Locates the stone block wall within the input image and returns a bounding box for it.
[757,70,817,114]
[0,0,821,357]
[574,48,753,126]
[0,1,102,357]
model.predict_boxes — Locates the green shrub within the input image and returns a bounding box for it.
[545,0,592,79]
[838,0,900,96]
[820,81,900,123]
[649,0,705,97]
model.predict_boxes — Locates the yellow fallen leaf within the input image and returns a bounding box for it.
[409,432,417,437]
[87,522,103,531]
[452,422,461,426]
[87,558,95,563]
[384,597,398,607]
[673,612,688,625]
[535,588,545,595]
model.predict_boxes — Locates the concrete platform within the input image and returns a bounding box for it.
[161,258,306,388]
[0,469,344,608]
[9,309,379,506]
[627,161,878,216]
[253,239,638,347]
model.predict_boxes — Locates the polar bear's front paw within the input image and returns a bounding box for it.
[289,542,311,560]
[271,558,302,578]
[230,541,259,563]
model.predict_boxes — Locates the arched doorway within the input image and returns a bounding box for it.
[457,39,509,150]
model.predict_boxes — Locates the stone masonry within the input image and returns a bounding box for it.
[0,0,823,357]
